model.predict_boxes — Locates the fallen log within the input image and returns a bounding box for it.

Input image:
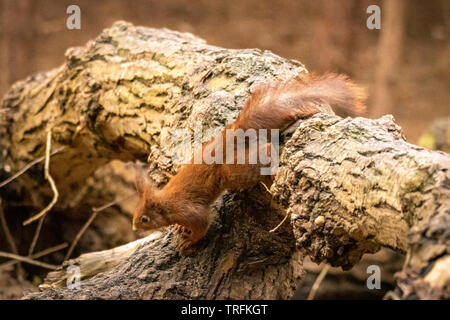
[0,21,447,299]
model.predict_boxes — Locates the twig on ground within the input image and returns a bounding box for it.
[307,264,331,300]
[269,211,290,233]
[23,130,59,226]
[27,216,45,256]
[260,181,272,194]
[0,242,68,270]
[64,210,99,262]
[92,196,131,213]
[0,251,59,270]
[0,198,24,279]
[64,195,133,261]
[0,146,65,189]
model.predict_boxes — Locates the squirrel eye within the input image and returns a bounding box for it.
[140,216,150,224]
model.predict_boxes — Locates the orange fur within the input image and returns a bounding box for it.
[133,73,367,252]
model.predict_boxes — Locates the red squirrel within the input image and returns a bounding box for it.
[132,73,366,252]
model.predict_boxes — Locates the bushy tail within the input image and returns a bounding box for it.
[231,73,366,131]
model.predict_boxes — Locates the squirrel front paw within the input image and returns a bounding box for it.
[172,224,183,234]
[173,224,192,236]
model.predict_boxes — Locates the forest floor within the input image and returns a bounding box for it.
[0,267,37,299]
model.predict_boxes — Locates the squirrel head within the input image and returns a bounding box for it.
[132,169,172,231]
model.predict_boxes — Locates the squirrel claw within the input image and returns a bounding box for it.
[173,224,192,236]
[173,224,183,234]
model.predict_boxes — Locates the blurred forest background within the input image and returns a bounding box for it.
[1,0,449,142]
[0,0,448,299]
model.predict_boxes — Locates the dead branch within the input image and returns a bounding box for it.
[0,147,65,189]
[23,130,59,227]
[64,194,134,261]
[307,264,330,300]
[0,251,59,270]
[0,243,68,270]
[0,197,24,278]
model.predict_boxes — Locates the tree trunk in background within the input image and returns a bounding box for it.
[0,0,34,97]
[372,0,406,117]
[313,0,355,74]
[418,116,450,153]
[0,22,448,299]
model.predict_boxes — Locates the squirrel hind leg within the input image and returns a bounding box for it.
[178,237,195,255]
[177,224,209,255]
[175,206,211,254]
[178,234,202,255]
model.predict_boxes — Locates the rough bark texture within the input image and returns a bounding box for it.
[28,189,300,299]
[0,22,448,300]
[272,114,450,299]
[0,21,306,203]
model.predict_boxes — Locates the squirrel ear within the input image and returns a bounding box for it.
[135,165,151,195]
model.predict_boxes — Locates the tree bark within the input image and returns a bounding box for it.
[0,22,448,300]
[272,114,449,299]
